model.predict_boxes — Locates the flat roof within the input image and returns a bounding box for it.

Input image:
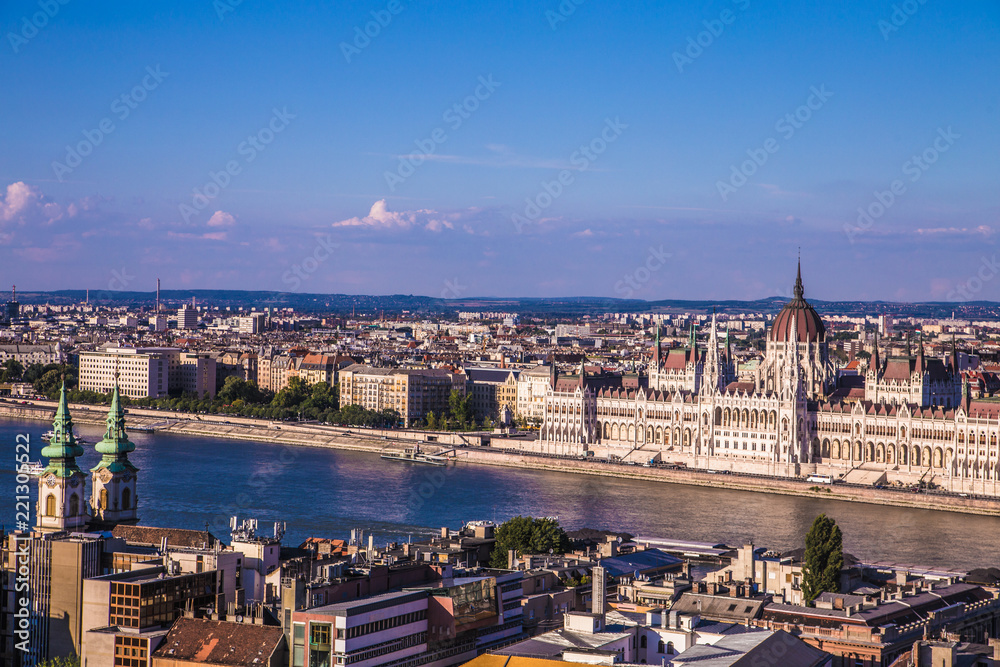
[305,590,428,618]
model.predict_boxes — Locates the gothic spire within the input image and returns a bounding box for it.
[794,257,804,300]
[653,324,661,367]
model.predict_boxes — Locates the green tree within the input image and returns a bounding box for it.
[426,411,438,430]
[802,514,844,605]
[1,359,24,382]
[489,516,571,568]
[448,389,472,428]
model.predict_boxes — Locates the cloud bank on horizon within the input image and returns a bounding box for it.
[1,1,997,302]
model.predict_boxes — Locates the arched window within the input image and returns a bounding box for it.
[640,635,647,649]
[122,487,131,509]
[45,494,56,516]
[666,642,675,654]
[100,488,109,510]
[657,640,664,654]
[68,494,78,516]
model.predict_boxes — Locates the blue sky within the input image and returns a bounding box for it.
[1,1,998,302]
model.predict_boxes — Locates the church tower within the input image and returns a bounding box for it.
[90,383,139,528]
[36,381,89,533]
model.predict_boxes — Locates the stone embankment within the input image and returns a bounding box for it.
[4,400,998,517]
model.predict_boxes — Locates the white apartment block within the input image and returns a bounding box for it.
[79,347,217,399]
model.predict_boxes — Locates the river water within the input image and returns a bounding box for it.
[2,418,998,571]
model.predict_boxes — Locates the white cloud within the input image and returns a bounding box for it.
[207,210,236,227]
[0,181,66,227]
[333,199,455,232]
[914,226,993,237]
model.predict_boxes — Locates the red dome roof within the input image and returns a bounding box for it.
[768,263,825,343]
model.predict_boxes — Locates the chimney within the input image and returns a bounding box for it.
[592,566,607,624]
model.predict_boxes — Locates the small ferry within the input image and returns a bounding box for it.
[22,461,45,476]
[380,446,449,466]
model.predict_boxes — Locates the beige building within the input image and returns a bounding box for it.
[516,364,552,424]
[708,544,804,606]
[338,365,465,426]
[466,367,519,423]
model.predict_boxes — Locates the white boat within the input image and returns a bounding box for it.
[22,461,45,476]
[380,446,448,466]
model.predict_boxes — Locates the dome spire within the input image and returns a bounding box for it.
[794,255,804,300]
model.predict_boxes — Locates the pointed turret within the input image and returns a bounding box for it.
[40,380,85,476]
[872,332,880,375]
[916,335,925,372]
[653,325,661,367]
[36,379,89,532]
[951,334,958,374]
[90,383,140,527]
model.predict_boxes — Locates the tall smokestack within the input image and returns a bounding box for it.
[592,565,607,624]
[156,278,160,313]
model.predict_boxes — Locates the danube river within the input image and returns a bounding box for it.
[3,418,998,571]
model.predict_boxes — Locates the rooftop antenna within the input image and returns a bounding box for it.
[11,285,14,302]
[156,278,160,313]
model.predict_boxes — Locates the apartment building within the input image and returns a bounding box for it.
[177,306,198,330]
[465,367,519,424]
[0,343,63,366]
[79,348,172,399]
[339,365,465,426]
[79,347,217,399]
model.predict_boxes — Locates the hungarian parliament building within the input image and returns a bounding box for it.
[535,264,1000,497]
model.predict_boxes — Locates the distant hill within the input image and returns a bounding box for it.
[11,289,1000,319]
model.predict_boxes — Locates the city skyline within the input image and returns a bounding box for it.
[2,1,998,301]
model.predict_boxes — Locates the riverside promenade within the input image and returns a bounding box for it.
[4,398,999,518]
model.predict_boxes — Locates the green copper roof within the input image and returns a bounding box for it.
[92,384,138,473]
[40,380,85,477]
